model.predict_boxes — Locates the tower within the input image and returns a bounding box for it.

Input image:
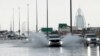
[75,8,86,29]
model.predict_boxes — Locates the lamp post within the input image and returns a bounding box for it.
[36,0,38,32]
[46,0,49,37]
[10,15,12,31]
[0,24,1,30]
[27,4,29,36]
[13,8,14,32]
[18,7,20,37]
[70,0,72,33]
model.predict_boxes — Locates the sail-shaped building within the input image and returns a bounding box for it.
[75,8,86,29]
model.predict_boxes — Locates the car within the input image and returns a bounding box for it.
[84,34,99,46]
[48,34,62,47]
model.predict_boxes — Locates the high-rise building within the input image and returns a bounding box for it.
[75,8,86,29]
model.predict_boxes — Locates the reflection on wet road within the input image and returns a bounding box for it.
[0,33,99,56]
[87,46,100,56]
[0,42,99,56]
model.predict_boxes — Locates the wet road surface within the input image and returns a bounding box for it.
[0,41,99,56]
[0,33,99,56]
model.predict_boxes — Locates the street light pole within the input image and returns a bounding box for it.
[0,24,1,30]
[18,7,20,37]
[13,8,14,32]
[10,15,12,31]
[27,4,29,36]
[46,0,49,37]
[70,0,72,33]
[36,0,38,32]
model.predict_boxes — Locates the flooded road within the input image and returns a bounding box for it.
[0,40,99,56]
[0,33,99,56]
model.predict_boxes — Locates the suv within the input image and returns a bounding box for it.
[84,34,99,46]
[48,34,61,46]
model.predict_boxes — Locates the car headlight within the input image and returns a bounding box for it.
[87,38,91,41]
[96,38,99,41]
[49,41,51,45]
[60,41,63,44]
[26,38,29,41]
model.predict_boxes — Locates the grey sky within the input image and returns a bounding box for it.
[0,0,100,31]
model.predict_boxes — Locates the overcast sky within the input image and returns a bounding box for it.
[0,0,100,31]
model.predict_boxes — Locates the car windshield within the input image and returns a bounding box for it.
[49,36,59,38]
[86,35,97,38]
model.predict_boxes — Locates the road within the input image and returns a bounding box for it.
[0,32,99,56]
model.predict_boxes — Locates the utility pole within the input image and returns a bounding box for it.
[46,0,49,37]
[36,0,38,32]
[13,8,14,32]
[18,7,21,37]
[27,4,29,36]
[70,0,72,33]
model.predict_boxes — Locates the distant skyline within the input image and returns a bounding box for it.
[0,0,100,31]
